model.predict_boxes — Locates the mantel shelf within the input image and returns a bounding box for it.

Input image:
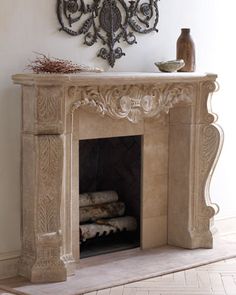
[12,72,217,86]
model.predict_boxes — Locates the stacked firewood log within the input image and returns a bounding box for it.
[79,191,137,242]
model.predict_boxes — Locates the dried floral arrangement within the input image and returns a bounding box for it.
[27,53,103,74]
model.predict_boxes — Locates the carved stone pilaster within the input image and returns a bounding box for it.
[19,83,77,282]
[22,85,64,134]
[168,79,223,249]
[20,135,66,282]
[190,81,223,247]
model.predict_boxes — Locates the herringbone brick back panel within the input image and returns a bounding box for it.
[79,136,141,219]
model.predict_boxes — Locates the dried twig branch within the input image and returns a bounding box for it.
[27,53,103,74]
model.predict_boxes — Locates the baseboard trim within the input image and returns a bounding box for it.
[0,251,20,261]
[215,216,236,236]
[0,251,20,280]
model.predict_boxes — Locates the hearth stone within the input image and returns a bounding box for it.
[12,72,223,283]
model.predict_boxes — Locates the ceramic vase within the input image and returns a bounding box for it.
[176,28,196,72]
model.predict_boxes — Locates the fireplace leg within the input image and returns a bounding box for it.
[168,81,223,249]
[20,135,67,282]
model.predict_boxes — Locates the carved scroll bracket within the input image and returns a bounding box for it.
[70,83,194,123]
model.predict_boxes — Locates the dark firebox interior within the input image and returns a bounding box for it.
[79,135,141,258]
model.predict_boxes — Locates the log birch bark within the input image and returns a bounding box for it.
[79,202,125,223]
[79,191,118,207]
[80,216,137,241]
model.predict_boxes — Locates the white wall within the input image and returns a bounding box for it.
[0,0,235,255]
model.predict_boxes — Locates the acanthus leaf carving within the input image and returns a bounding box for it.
[32,135,66,283]
[38,136,63,234]
[36,86,62,123]
[70,83,194,123]
[199,124,223,218]
[35,86,64,134]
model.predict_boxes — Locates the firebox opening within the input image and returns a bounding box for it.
[79,135,142,258]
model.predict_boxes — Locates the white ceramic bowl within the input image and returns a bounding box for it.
[155,59,185,72]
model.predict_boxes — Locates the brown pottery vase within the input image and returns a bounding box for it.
[176,28,196,72]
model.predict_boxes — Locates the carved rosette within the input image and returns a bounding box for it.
[70,83,194,123]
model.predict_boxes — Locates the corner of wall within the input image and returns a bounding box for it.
[215,216,236,236]
[0,251,20,280]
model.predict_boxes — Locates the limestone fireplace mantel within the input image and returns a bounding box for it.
[12,72,223,283]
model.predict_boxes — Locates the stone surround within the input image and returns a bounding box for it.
[12,72,223,283]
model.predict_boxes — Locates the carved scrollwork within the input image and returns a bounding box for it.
[198,81,219,124]
[199,124,223,217]
[70,83,194,123]
[191,115,223,244]
[200,125,220,176]
[192,80,222,231]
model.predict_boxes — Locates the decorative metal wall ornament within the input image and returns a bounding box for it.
[57,0,160,67]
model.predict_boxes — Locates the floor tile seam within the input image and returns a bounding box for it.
[120,287,213,291]
[125,282,198,288]
[124,283,200,288]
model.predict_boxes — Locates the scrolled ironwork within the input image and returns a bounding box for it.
[57,0,160,67]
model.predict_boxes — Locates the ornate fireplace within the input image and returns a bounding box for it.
[12,72,223,283]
